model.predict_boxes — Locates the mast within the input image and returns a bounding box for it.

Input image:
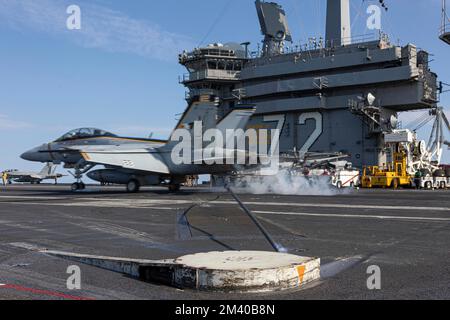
[440,0,450,44]
[443,0,446,33]
[325,0,352,47]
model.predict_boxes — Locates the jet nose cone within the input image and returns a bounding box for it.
[21,146,44,162]
[20,150,33,161]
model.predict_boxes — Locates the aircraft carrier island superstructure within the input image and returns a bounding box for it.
[178,0,439,168]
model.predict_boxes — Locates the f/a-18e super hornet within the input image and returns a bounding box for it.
[72,103,257,193]
[22,102,257,192]
[2,163,65,185]
[21,128,168,191]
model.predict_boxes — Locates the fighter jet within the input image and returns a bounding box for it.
[72,102,256,193]
[2,163,65,185]
[22,100,256,192]
[21,127,168,191]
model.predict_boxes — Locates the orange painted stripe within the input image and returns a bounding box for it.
[80,152,91,161]
[296,265,306,284]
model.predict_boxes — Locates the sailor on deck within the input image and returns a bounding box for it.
[2,172,8,186]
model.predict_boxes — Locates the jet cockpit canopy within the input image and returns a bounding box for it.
[55,128,117,142]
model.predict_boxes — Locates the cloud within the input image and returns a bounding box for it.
[0,114,33,130]
[0,0,194,61]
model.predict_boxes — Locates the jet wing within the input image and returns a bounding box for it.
[6,173,40,182]
[73,146,171,175]
[5,173,30,179]
[50,143,161,153]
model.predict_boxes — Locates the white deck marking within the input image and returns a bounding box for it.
[254,210,450,222]
[0,196,61,200]
[214,201,450,212]
[64,198,450,212]
[1,195,449,212]
[77,198,450,212]
[8,242,45,251]
[80,198,192,205]
[68,222,159,243]
[1,200,448,223]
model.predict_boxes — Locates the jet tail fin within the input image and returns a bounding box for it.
[76,101,256,175]
[198,105,257,164]
[216,106,257,145]
[166,96,256,148]
[169,97,219,141]
[166,102,256,150]
[39,163,54,176]
[163,97,219,151]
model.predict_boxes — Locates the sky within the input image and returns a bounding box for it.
[0,0,449,180]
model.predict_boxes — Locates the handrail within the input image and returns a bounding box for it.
[439,24,450,44]
[179,47,238,62]
[249,32,387,59]
[180,69,241,83]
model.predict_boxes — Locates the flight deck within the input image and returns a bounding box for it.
[0,185,448,300]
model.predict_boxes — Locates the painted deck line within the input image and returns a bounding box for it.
[0,196,61,200]
[1,196,449,213]
[254,210,450,222]
[0,201,176,211]
[0,283,94,300]
[215,201,450,212]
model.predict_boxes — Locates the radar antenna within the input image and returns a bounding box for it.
[255,0,292,57]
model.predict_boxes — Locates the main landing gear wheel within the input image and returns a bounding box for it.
[71,182,86,191]
[126,180,140,193]
[168,184,181,193]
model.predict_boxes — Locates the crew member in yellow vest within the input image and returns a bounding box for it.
[2,172,8,186]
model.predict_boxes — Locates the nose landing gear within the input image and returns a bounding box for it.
[71,182,86,191]
[69,161,94,192]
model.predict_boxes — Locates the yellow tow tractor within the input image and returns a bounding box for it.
[362,152,413,189]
